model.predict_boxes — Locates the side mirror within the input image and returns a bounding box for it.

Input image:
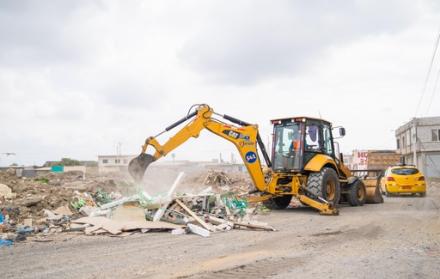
[332,126,346,138]
[339,127,346,137]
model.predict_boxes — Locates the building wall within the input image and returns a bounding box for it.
[98,155,136,173]
[350,150,400,171]
[396,117,440,178]
[421,152,440,178]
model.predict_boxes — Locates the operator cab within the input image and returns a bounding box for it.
[271,117,343,172]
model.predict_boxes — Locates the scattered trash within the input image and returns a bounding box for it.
[0,167,274,242]
[223,194,248,217]
[53,205,73,216]
[187,223,210,237]
[171,228,187,235]
[0,239,13,247]
[93,189,113,206]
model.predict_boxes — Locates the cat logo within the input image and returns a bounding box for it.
[223,129,241,139]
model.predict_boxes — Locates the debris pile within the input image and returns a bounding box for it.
[0,169,132,245]
[203,170,232,186]
[202,170,254,194]
[1,169,274,246]
[70,172,274,237]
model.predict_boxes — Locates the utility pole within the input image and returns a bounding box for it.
[413,119,418,168]
[116,142,122,156]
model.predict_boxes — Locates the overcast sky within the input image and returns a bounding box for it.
[1,0,440,166]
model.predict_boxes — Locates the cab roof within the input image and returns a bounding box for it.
[270,116,332,125]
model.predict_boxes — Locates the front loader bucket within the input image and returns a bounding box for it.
[128,153,156,183]
[363,178,384,204]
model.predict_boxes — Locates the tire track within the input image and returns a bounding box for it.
[178,256,305,279]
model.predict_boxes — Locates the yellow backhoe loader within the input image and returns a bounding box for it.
[128,104,383,215]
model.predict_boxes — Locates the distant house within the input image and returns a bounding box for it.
[97,154,247,174]
[396,117,440,178]
[97,155,136,173]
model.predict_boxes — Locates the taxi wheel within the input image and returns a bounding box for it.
[419,192,426,197]
[384,185,392,197]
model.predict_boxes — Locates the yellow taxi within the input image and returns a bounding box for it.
[380,165,426,197]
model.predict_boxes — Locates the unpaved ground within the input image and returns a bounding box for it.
[1,183,440,279]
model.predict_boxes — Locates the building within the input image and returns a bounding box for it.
[396,117,440,178]
[98,155,136,173]
[350,150,400,171]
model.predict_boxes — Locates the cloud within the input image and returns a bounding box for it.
[0,0,439,166]
[178,0,422,85]
[0,1,103,67]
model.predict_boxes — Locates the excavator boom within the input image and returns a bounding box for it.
[128,105,270,191]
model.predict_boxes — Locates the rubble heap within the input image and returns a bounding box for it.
[202,170,254,194]
[0,169,274,246]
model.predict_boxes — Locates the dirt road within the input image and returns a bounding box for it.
[1,183,440,279]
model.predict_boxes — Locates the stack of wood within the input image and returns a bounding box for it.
[203,170,232,186]
[367,151,401,170]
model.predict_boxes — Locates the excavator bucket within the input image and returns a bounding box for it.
[128,153,156,183]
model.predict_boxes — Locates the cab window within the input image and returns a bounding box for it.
[272,122,302,170]
[322,124,333,156]
[305,124,321,152]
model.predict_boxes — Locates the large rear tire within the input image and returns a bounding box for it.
[347,180,366,206]
[264,195,292,209]
[306,168,341,205]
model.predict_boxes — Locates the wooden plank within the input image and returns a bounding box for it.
[73,216,123,235]
[175,199,214,232]
[233,221,276,231]
[207,215,227,225]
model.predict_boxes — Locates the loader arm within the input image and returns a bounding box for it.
[132,104,270,192]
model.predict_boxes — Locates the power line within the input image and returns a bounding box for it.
[415,29,440,116]
[426,64,440,115]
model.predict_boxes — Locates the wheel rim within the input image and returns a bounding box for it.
[326,180,336,201]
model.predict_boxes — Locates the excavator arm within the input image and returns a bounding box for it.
[129,104,270,192]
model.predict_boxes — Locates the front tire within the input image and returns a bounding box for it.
[306,168,341,205]
[347,180,367,206]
